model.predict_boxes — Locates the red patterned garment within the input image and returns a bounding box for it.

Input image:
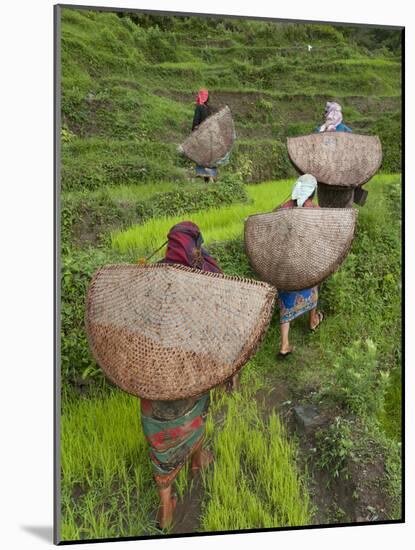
[140,221,220,487]
[140,394,210,488]
[162,221,222,273]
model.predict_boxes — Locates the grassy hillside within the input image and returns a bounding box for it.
[61,8,401,190]
[59,7,402,543]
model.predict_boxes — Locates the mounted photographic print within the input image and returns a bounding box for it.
[54,3,404,544]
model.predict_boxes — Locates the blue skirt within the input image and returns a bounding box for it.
[278,287,318,323]
[194,151,230,178]
[195,165,217,177]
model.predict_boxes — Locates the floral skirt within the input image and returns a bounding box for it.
[278,287,318,323]
[140,393,210,488]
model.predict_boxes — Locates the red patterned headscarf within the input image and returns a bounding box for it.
[196,89,209,105]
[163,221,221,273]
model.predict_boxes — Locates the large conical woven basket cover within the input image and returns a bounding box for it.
[180,106,235,167]
[287,133,382,187]
[245,208,357,291]
[86,264,276,400]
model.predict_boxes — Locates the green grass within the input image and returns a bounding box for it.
[64,181,178,202]
[111,178,293,255]
[61,173,402,539]
[60,391,160,540]
[60,380,311,540]
[60,7,401,187]
[201,393,311,530]
[110,174,396,257]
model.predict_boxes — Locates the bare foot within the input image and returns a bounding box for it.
[191,448,214,476]
[157,494,177,530]
[310,311,325,332]
[278,345,294,356]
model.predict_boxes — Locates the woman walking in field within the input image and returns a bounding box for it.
[140,222,221,529]
[317,101,352,133]
[191,89,217,183]
[277,175,325,357]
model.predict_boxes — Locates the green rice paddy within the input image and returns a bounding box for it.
[111,178,293,255]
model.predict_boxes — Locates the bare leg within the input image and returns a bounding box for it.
[280,321,293,354]
[309,307,318,330]
[157,484,177,529]
[191,445,214,476]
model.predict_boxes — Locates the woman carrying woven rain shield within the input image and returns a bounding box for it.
[140,222,221,529]
[277,175,325,357]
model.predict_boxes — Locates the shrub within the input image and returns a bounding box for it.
[61,247,123,386]
[62,176,248,247]
[326,339,390,418]
[315,417,355,479]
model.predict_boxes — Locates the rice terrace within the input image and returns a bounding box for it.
[59,6,402,542]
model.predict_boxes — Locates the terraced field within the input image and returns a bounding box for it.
[59,7,402,543]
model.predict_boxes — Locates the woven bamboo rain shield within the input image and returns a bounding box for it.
[287,133,382,187]
[180,106,235,167]
[86,264,276,400]
[245,208,357,291]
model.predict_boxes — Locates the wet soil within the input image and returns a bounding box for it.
[250,373,393,527]
[171,475,205,535]
[168,370,393,533]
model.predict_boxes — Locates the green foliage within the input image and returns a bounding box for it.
[372,113,402,173]
[326,339,390,417]
[320,175,401,367]
[315,417,355,479]
[61,125,76,143]
[61,139,188,192]
[111,178,293,254]
[342,26,402,55]
[230,140,296,183]
[380,366,402,441]
[62,176,248,247]
[61,391,161,539]
[60,6,402,190]
[61,247,123,386]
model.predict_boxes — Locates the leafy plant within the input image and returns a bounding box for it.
[315,417,355,479]
[327,339,390,418]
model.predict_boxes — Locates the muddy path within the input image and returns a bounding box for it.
[171,475,205,535]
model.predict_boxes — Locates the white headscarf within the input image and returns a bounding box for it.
[292,174,317,207]
[319,101,343,132]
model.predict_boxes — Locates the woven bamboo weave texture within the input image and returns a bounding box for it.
[287,133,382,187]
[85,264,276,400]
[180,106,235,167]
[245,208,357,291]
